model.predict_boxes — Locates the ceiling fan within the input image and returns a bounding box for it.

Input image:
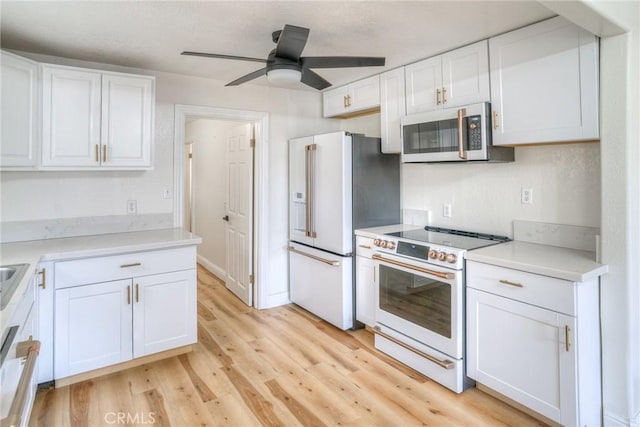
[181,24,385,90]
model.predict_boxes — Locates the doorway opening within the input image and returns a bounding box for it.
[174,105,269,309]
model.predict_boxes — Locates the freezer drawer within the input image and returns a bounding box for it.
[289,243,353,330]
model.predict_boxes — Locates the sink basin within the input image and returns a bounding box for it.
[0,263,29,310]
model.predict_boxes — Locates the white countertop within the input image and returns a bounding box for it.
[1,228,201,329]
[465,240,608,282]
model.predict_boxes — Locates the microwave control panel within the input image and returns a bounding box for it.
[468,115,482,150]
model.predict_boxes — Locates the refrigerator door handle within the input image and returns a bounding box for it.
[288,246,340,266]
[305,144,317,238]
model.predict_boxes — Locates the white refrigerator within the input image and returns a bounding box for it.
[288,131,400,329]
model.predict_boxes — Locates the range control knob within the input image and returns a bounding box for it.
[385,241,396,250]
[374,239,382,247]
[428,250,438,259]
[437,252,447,261]
[446,253,458,264]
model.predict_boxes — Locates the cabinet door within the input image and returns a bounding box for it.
[41,66,102,167]
[36,262,55,384]
[441,40,489,108]
[489,16,599,145]
[101,73,154,168]
[323,85,350,117]
[54,279,133,378]
[0,51,39,168]
[355,255,376,327]
[349,75,380,112]
[467,288,577,426]
[405,56,442,114]
[380,68,405,153]
[133,270,197,358]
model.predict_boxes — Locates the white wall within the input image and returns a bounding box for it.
[403,143,601,236]
[185,119,237,278]
[0,51,342,307]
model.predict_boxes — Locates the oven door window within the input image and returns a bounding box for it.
[378,264,451,338]
[403,118,471,155]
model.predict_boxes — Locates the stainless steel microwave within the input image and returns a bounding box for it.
[401,102,514,163]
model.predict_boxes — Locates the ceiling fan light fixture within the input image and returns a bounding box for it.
[266,68,301,86]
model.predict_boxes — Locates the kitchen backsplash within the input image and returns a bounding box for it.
[0,213,173,243]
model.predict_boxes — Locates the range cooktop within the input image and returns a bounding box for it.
[385,226,511,251]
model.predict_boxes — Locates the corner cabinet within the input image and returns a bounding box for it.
[466,261,601,426]
[0,51,39,169]
[53,246,197,380]
[323,75,380,118]
[405,40,489,114]
[489,16,599,146]
[41,64,154,170]
[379,68,406,154]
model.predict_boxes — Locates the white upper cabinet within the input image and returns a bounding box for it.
[323,75,380,118]
[405,40,489,114]
[101,73,154,168]
[379,68,406,153]
[41,64,155,169]
[1,51,39,169]
[41,66,102,167]
[489,16,599,146]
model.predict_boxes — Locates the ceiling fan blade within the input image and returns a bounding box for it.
[181,51,267,63]
[302,56,385,69]
[274,25,310,61]
[301,69,332,90]
[225,68,268,86]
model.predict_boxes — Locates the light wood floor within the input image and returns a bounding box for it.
[29,265,547,427]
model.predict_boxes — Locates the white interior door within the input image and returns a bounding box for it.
[224,123,254,306]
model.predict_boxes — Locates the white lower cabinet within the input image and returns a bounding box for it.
[466,261,601,426]
[55,279,133,377]
[52,246,197,380]
[355,235,376,327]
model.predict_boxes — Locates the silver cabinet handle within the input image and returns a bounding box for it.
[288,246,340,266]
[457,108,467,160]
[305,144,317,238]
[120,262,142,268]
[372,254,454,280]
[374,326,454,369]
[499,279,524,288]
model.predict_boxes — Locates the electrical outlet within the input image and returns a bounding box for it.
[127,200,138,215]
[443,203,452,218]
[521,188,533,205]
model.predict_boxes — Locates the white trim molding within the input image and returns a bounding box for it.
[174,104,270,309]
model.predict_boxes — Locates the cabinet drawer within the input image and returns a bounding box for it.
[55,246,196,289]
[356,236,375,258]
[466,261,576,315]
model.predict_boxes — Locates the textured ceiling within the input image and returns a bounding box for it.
[0,1,555,91]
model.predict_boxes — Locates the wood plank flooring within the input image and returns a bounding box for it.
[29,265,547,427]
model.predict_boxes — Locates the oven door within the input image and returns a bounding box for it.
[373,253,463,359]
[401,102,490,163]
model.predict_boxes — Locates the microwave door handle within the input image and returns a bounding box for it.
[457,108,468,160]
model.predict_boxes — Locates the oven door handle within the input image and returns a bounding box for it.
[1,339,40,427]
[373,326,455,370]
[372,254,455,280]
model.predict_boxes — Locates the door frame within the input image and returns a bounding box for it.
[173,104,269,309]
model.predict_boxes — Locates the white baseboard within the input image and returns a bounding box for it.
[197,255,226,282]
[604,409,640,427]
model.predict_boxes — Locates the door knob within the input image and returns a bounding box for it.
[222,215,230,221]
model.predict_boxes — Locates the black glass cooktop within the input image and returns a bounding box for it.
[386,226,510,251]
